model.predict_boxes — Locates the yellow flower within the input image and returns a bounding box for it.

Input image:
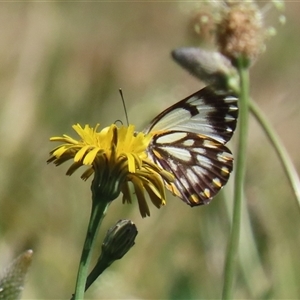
[48,124,174,217]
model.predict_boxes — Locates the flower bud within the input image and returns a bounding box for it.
[84,220,138,292]
[172,47,239,93]
[101,219,138,262]
[0,250,33,300]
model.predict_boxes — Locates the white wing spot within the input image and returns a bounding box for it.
[168,159,178,172]
[194,148,206,155]
[186,169,199,184]
[156,132,187,144]
[186,96,204,105]
[229,104,238,111]
[203,140,219,149]
[179,177,188,189]
[224,95,238,103]
[163,146,192,162]
[183,139,195,147]
[221,166,229,175]
[217,152,227,162]
[201,188,210,198]
[225,114,236,121]
[193,165,208,176]
[217,152,232,162]
[213,177,222,188]
[196,155,212,169]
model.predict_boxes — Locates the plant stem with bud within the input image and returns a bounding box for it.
[72,201,109,300]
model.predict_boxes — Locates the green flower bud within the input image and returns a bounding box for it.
[102,219,138,262]
[84,220,138,292]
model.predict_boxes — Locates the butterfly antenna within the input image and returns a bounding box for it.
[119,88,129,126]
[114,119,123,126]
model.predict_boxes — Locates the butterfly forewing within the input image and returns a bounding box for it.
[144,86,238,206]
[144,86,238,144]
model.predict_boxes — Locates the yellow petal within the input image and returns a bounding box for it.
[74,145,91,162]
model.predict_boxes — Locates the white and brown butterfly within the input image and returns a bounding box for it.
[143,86,238,206]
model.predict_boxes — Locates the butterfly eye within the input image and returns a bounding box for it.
[144,86,238,206]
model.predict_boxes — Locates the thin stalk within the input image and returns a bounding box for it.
[249,100,300,212]
[72,201,109,300]
[85,256,111,292]
[222,60,250,299]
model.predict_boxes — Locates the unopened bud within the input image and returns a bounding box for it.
[0,250,33,300]
[172,47,239,93]
[84,220,138,292]
[102,219,138,261]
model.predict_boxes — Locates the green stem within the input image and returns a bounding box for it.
[249,100,300,212]
[222,60,250,299]
[85,257,111,292]
[72,201,109,300]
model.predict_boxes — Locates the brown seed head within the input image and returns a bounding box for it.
[217,2,264,66]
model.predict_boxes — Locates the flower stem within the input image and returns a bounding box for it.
[222,59,250,300]
[249,100,300,213]
[84,257,110,292]
[72,201,109,300]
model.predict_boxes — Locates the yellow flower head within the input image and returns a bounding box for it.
[48,124,174,217]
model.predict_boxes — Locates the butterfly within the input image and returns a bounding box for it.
[143,86,238,206]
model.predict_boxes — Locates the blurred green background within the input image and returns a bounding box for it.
[0,2,300,299]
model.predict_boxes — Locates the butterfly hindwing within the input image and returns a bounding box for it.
[144,86,238,206]
[146,130,233,206]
